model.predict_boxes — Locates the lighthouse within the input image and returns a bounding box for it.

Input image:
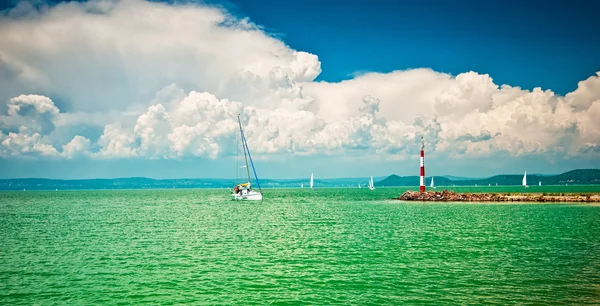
[420,136,425,193]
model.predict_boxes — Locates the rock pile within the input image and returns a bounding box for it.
[397,190,600,202]
[398,190,502,202]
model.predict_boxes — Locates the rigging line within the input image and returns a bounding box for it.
[237,115,252,183]
[236,122,239,184]
[241,127,262,192]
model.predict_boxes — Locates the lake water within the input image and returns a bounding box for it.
[1,188,600,304]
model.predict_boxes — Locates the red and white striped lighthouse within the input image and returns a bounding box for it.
[419,136,425,193]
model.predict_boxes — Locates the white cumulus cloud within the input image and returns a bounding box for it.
[0,127,58,157]
[0,0,598,170]
[61,135,91,159]
[0,0,321,113]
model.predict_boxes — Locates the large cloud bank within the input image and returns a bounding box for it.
[1,0,599,162]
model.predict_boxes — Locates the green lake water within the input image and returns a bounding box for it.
[1,188,600,304]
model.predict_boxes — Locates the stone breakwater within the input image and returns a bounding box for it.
[398,190,600,202]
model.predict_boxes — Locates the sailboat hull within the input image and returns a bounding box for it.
[232,190,263,201]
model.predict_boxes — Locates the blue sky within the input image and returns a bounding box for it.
[214,0,600,95]
[0,0,598,179]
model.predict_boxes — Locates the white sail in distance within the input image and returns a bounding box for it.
[368,176,375,190]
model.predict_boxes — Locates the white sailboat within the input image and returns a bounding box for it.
[522,171,528,188]
[430,177,436,189]
[301,183,304,188]
[358,184,361,189]
[368,176,375,190]
[310,173,314,189]
[232,115,263,201]
[539,181,541,186]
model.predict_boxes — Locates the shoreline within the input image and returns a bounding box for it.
[397,190,600,202]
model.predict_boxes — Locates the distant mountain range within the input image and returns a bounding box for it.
[1,169,598,190]
[0,176,387,191]
[377,169,600,187]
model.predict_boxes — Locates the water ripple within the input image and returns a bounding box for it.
[1,189,600,304]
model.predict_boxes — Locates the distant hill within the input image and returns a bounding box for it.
[377,169,600,187]
[442,175,483,181]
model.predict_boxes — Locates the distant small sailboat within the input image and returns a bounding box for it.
[523,171,528,188]
[301,183,304,188]
[488,183,491,187]
[430,177,436,189]
[358,183,361,189]
[310,173,314,190]
[539,181,542,186]
[368,176,375,190]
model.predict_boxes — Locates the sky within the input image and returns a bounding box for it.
[0,0,599,179]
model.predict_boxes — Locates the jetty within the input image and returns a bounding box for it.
[398,190,600,203]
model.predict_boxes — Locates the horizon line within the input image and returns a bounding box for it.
[1,170,594,181]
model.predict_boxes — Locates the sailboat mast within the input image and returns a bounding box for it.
[237,115,252,183]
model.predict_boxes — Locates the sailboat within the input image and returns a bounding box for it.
[430,177,436,189]
[301,183,304,188]
[368,176,375,190]
[522,171,528,188]
[310,173,314,190]
[358,184,361,189]
[539,181,542,186]
[231,115,263,201]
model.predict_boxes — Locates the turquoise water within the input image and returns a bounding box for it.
[1,188,600,304]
